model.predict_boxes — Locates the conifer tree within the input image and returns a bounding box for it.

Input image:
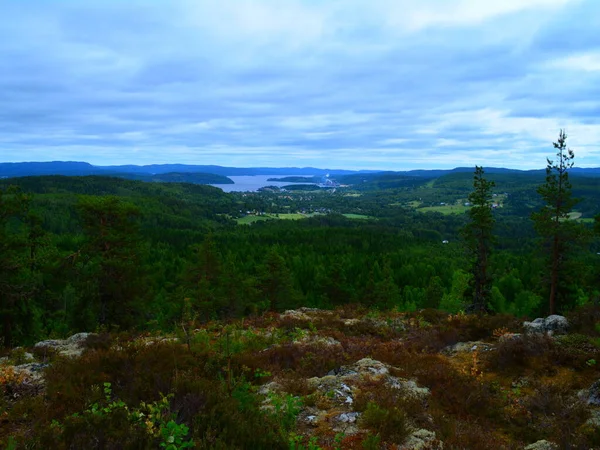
[462,166,495,312]
[531,130,579,314]
[0,186,40,346]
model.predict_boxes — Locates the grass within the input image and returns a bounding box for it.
[236,215,273,225]
[236,213,322,225]
[343,213,374,220]
[418,204,469,215]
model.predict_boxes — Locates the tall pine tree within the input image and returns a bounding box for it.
[531,130,579,314]
[462,166,495,313]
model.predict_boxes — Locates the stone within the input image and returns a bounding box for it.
[443,341,494,355]
[523,315,568,335]
[400,429,443,449]
[544,315,569,334]
[524,440,559,450]
[34,333,98,358]
[337,412,360,423]
[584,379,600,406]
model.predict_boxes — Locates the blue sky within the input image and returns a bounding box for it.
[1,0,599,170]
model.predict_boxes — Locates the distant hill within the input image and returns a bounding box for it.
[0,161,375,178]
[2,161,600,182]
[111,172,234,184]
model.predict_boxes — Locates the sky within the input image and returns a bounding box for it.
[1,0,599,170]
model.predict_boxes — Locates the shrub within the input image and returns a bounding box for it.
[359,401,409,444]
[487,334,553,371]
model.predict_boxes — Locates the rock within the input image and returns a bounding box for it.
[34,332,97,358]
[387,377,430,400]
[523,315,568,335]
[337,412,360,423]
[293,335,341,348]
[499,333,523,343]
[400,429,443,449]
[586,409,600,427]
[584,379,600,406]
[258,381,283,396]
[524,440,559,450]
[327,366,359,377]
[66,332,94,345]
[281,309,311,321]
[351,358,389,376]
[545,315,569,334]
[443,341,494,355]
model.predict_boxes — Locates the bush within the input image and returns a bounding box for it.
[359,401,409,444]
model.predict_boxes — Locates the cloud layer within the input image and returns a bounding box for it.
[1,0,599,169]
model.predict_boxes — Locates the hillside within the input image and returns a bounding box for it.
[2,307,600,449]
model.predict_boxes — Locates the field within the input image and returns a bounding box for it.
[342,213,374,220]
[418,203,469,215]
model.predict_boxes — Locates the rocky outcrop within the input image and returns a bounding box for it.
[261,357,432,439]
[442,341,495,356]
[523,315,568,335]
[581,379,600,406]
[34,332,96,358]
[400,428,444,449]
[524,440,559,450]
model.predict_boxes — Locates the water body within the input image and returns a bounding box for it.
[211,175,317,192]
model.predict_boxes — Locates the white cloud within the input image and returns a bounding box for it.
[549,52,600,72]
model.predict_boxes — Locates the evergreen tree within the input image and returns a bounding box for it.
[258,248,300,311]
[462,166,495,312]
[531,130,579,314]
[75,196,146,328]
[0,186,41,346]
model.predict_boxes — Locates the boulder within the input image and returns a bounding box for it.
[584,379,600,406]
[34,332,97,358]
[400,429,443,449]
[524,440,559,450]
[524,315,568,335]
[442,341,494,356]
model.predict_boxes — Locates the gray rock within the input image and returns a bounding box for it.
[524,315,568,335]
[524,440,559,450]
[585,380,600,406]
[443,341,494,355]
[586,409,600,427]
[400,429,443,449]
[337,412,360,423]
[34,333,97,358]
[66,332,94,345]
[545,315,569,334]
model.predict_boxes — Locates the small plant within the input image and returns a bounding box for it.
[493,327,510,339]
[586,359,597,367]
[268,392,303,432]
[159,420,194,450]
[359,401,409,444]
[288,434,323,450]
[361,432,381,450]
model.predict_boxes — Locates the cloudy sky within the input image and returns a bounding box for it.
[1,0,599,170]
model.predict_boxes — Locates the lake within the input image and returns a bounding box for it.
[211,175,317,192]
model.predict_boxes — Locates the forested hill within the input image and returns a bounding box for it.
[0,161,371,178]
[4,160,600,179]
[1,169,600,448]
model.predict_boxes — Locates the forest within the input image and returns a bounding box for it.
[2,141,600,449]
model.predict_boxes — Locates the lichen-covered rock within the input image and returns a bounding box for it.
[351,358,390,376]
[583,379,600,406]
[400,429,443,449]
[524,440,559,450]
[523,315,568,335]
[442,341,494,355]
[34,332,98,357]
[387,377,430,401]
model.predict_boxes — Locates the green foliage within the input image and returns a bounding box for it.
[359,401,409,444]
[531,130,582,314]
[462,166,496,312]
